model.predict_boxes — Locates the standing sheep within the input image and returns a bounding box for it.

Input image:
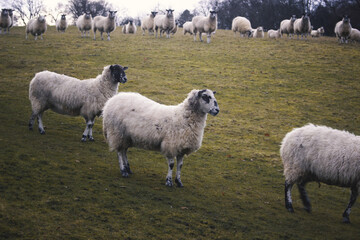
[350,28,360,42]
[154,9,175,38]
[294,14,311,39]
[280,15,296,38]
[252,26,264,38]
[192,11,218,43]
[122,20,137,34]
[76,12,93,38]
[141,11,157,35]
[56,14,68,33]
[335,16,352,44]
[183,21,193,35]
[93,10,117,41]
[0,9,11,34]
[231,16,252,37]
[25,15,47,40]
[102,89,220,187]
[281,124,360,223]
[28,65,128,142]
[268,29,281,39]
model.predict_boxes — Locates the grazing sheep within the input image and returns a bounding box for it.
[93,10,117,40]
[25,15,47,40]
[0,9,11,34]
[311,27,324,37]
[76,12,93,38]
[28,65,128,142]
[192,11,218,43]
[350,28,360,42]
[56,14,68,33]
[231,16,252,37]
[183,21,193,35]
[122,20,137,34]
[294,14,311,39]
[252,26,264,38]
[102,89,220,187]
[268,29,281,39]
[335,16,352,44]
[281,124,360,223]
[141,11,157,35]
[280,15,296,38]
[154,9,175,38]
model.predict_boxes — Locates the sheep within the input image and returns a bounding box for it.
[183,21,193,35]
[28,65,128,142]
[280,15,296,38]
[122,20,137,34]
[311,26,325,37]
[76,12,93,38]
[294,14,311,39]
[350,28,360,42]
[93,10,117,40]
[56,14,68,33]
[154,9,175,38]
[192,11,218,43]
[231,16,252,37]
[252,26,264,38]
[0,9,11,34]
[102,89,220,187]
[281,124,360,223]
[267,29,281,39]
[25,15,47,40]
[335,16,352,44]
[141,11,157,35]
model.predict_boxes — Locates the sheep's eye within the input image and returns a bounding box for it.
[202,95,210,103]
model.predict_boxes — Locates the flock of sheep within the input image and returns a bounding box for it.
[1,7,360,224]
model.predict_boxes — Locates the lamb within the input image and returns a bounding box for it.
[267,29,281,39]
[25,15,47,40]
[122,20,137,34]
[294,14,311,39]
[141,11,157,35]
[281,124,360,223]
[350,28,360,42]
[102,89,220,187]
[280,15,296,38]
[0,9,11,34]
[93,10,117,40]
[56,14,68,33]
[192,11,218,43]
[335,16,352,44]
[183,21,193,35]
[76,12,93,38]
[311,27,325,37]
[154,9,175,38]
[28,65,128,142]
[252,26,264,38]
[231,16,252,37]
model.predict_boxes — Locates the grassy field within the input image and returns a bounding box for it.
[1,26,360,239]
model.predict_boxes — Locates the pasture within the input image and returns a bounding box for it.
[1,26,360,239]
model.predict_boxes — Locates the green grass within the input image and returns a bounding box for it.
[1,26,360,239]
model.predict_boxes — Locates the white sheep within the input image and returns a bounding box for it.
[28,65,128,142]
[252,26,264,38]
[93,10,117,40]
[0,9,11,34]
[56,14,68,33]
[192,11,217,43]
[231,16,252,37]
[76,12,93,38]
[335,16,352,44]
[183,21,193,35]
[281,124,360,223]
[154,9,175,38]
[280,15,296,38]
[25,15,47,40]
[122,20,137,34]
[311,26,324,37]
[141,11,157,35]
[294,14,311,39]
[350,28,360,42]
[267,29,281,39]
[102,89,220,187]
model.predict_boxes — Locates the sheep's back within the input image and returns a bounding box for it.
[232,17,251,33]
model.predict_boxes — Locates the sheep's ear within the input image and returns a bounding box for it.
[213,91,216,95]
[123,66,128,71]
[197,89,206,98]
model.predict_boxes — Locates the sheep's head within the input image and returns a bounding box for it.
[85,12,91,19]
[257,26,263,32]
[343,15,350,24]
[1,9,9,17]
[302,13,310,23]
[108,10,117,19]
[166,9,174,17]
[8,9,13,17]
[109,65,128,83]
[210,11,217,19]
[61,14,66,20]
[291,15,296,22]
[151,11,158,17]
[197,89,219,116]
[38,15,46,23]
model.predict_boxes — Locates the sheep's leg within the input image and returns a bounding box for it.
[37,113,45,134]
[29,112,37,131]
[207,33,211,44]
[199,32,203,42]
[165,157,175,187]
[343,187,358,223]
[122,149,132,175]
[93,30,96,40]
[117,150,129,177]
[297,181,311,212]
[285,180,294,212]
[107,32,110,41]
[100,32,104,40]
[175,155,184,188]
[193,31,197,41]
[81,118,95,142]
[35,34,38,40]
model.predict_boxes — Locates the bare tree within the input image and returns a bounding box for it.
[11,0,44,25]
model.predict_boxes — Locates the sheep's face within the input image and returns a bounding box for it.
[343,15,350,24]
[210,11,217,19]
[197,90,219,116]
[166,9,174,17]
[1,9,9,17]
[151,11,158,17]
[108,11,117,19]
[61,14,66,20]
[302,14,310,24]
[38,15,46,23]
[257,27,263,32]
[8,9,13,17]
[110,65,128,83]
[85,13,91,19]
[291,15,296,22]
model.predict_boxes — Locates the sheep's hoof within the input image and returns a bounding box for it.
[88,136,94,141]
[175,178,183,188]
[286,207,294,213]
[81,135,87,142]
[121,170,129,178]
[29,126,33,131]
[165,177,173,187]
[39,129,45,135]
[343,217,351,224]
